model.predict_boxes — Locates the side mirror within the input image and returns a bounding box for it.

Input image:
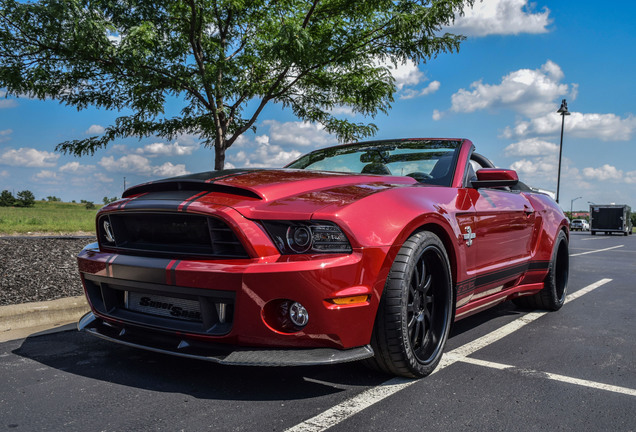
[471,168,519,189]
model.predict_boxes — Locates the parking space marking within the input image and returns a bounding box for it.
[456,356,636,397]
[570,245,624,256]
[285,279,612,432]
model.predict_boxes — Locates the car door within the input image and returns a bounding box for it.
[467,186,535,300]
[460,154,536,301]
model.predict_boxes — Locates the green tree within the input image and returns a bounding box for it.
[103,196,118,205]
[0,0,472,169]
[15,190,35,207]
[0,190,15,206]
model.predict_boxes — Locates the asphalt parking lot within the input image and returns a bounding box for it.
[1,231,634,431]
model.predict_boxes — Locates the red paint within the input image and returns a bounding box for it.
[78,138,568,351]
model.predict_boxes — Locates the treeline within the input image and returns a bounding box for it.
[0,189,35,207]
[0,190,118,209]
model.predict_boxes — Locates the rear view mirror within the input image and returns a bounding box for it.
[471,168,519,189]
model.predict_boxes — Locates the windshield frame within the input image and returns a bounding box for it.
[285,139,464,187]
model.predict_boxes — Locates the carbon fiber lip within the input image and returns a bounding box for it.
[78,312,374,367]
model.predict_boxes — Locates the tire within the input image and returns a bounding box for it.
[514,230,569,311]
[591,231,596,235]
[367,231,453,378]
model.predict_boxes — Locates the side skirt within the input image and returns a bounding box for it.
[454,282,544,321]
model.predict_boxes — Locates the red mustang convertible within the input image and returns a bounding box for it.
[77,138,569,377]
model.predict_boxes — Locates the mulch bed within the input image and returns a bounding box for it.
[0,237,95,306]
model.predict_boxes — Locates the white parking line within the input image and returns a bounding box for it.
[570,245,624,256]
[457,356,636,397]
[285,279,612,432]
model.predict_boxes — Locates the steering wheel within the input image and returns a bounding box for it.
[406,172,432,181]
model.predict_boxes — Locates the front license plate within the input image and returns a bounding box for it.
[126,292,202,322]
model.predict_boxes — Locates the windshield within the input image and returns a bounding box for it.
[286,139,462,186]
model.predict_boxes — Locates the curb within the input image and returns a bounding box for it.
[0,296,89,333]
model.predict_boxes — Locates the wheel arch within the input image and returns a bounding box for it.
[383,216,460,314]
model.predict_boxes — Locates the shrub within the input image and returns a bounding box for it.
[15,190,35,207]
[0,190,14,206]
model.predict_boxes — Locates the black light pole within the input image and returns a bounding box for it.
[570,196,582,217]
[556,99,570,203]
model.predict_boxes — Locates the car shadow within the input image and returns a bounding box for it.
[12,301,525,401]
[12,328,388,401]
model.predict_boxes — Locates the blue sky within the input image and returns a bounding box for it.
[1,0,635,211]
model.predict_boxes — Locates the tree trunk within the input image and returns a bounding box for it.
[214,140,226,170]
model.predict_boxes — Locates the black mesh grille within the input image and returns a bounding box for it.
[98,212,248,258]
[83,275,234,336]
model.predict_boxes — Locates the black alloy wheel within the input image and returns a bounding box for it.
[368,230,453,378]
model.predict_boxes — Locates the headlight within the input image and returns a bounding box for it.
[261,221,352,254]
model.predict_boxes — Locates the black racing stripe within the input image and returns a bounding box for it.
[528,260,550,271]
[168,260,181,285]
[181,192,211,212]
[122,169,263,198]
[115,199,187,212]
[456,260,547,295]
[106,255,117,277]
[132,190,202,201]
[110,255,174,284]
[475,263,529,287]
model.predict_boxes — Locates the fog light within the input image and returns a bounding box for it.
[289,302,309,327]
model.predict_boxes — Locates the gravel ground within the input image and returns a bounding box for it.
[0,236,95,306]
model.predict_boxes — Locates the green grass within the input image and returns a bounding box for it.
[0,201,100,234]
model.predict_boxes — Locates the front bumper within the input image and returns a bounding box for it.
[78,312,374,366]
[78,242,392,351]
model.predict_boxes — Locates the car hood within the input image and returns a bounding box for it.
[118,169,418,219]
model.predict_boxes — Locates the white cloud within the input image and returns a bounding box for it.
[85,124,105,134]
[451,0,551,37]
[625,171,636,185]
[582,164,623,181]
[0,170,8,178]
[432,109,443,121]
[152,162,189,177]
[504,138,558,157]
[449,61,570,117]
[94,172,114,183]
[0,91,18,109]
[510,157,557,179]
[59,161,96,174]
[441,60,636,142]
[328,105,356,117]
[263,120,334,147]
[99,154,189,177]
[33,170,61,183]
[255,135,269,146]
[400,80,441,100]
[504,112,636,141]
[385,59,425,90]
[135,141,198,157]
[0,147,60,167]
[0,129,12,143]
[229,142,302,168]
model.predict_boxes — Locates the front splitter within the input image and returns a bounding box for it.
[78,312,374,366]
